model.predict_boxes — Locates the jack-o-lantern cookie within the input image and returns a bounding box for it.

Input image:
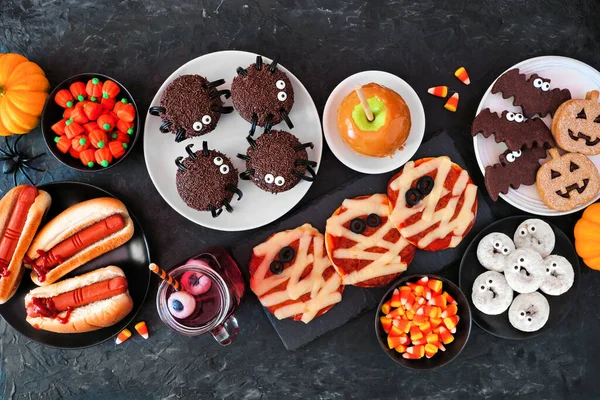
[324,194,416,287]
[491,69,571,118]
[387,156,478,251]
[552,90,600,155]
[536,148,600,211]
[249,224,343,323]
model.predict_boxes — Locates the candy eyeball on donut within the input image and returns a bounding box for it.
[539,255,574,296]
[476,232,515,272]
[508,292,550,332]
[504,248,545,293]
[513,219,555,258]
[471,271,513,315]
[168,291,196,319]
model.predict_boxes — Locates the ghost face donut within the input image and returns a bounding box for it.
[471,271,513,315]
[513,219,555,258]
[540,255,574,296]
[508,292,550,332]
[476,232,515,272]
[504,249,545,293]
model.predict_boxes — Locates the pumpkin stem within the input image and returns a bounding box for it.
[548,148,560,160]
[0,84,5,97]
[586,90,599,103]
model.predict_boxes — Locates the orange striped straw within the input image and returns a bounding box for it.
[149,263,182,291]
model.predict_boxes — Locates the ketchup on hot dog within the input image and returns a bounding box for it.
[31,214,126,282]
[27,276,129,320]
[0,186,38,278]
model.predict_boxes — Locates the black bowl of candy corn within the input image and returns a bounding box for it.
[375,274,472,370]
[41,73,140,171]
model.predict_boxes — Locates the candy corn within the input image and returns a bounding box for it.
[444,93,459,112]
[115,328,131,345]
[427,86,448,98]
[381,299,392,315]
[454,67,470,85]
[135,321,149,339]
[390,289,401,308]
[394,344,408,353]
[380,316,392,333]
[388,325,404,338]
[425,343,439,358]
[441,303,458,318]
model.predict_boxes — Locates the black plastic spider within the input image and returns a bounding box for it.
[0,135,46,186]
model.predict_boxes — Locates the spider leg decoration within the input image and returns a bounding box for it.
[0,136,46,187]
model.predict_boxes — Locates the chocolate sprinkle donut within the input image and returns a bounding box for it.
[242,130,310,194]
[231,62,294,128]
[160,75,224,140]
[176,148,238,212]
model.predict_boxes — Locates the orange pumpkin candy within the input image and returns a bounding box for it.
[0,53,50,135]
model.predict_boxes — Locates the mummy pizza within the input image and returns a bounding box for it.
[175,142,243,217]
[324,194,416,287]
[249,224,343,323]
[504,249,545,293]
[149,75,233,142]
[508,292,550,332]
[471,271,513,315]
[231,55,294,135]
[540,255,574,296]
[238,130,316,194]
[476,232,515,272]
[387,156,478,251]
[513,219,555,258]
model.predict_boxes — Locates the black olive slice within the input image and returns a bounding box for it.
[366,213,381,228]
[417,176,434,195]
[279,246,296,263]
[270,260,284,275]
[350,218,366,234]
[405,188,422,207]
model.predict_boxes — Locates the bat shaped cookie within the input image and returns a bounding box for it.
[491,69,571,118]
[485,145,547,201]
[472,108,555,151]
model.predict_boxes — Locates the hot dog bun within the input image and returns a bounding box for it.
[0,185,51,304]
[25,266,134,333]
[26,197,134,286]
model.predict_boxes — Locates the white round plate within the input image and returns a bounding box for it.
[144,50,322,231]
[474,56,600,216]
[322,71,425,174]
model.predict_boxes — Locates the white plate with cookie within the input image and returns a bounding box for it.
[473,55,600,216]
[144,50,323,231]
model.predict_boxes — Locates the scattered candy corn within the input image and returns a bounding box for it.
[444,93,459,112]
[380,277,460,361]
[427,86,448,98]
[116,328,132,345]
[135,321,149,339]
[454,67,470,85]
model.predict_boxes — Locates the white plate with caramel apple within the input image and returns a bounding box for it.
[323,71,425,174]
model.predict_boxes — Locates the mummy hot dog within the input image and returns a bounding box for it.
[0,185,51,304]
[476,233,515,272]
[25,266,133,333]
[471,271,513,315]
[513,219,555,258]
[508,292,550,332]
[504,249,545,293]
[25,198,134,286]
[540,255,574,296]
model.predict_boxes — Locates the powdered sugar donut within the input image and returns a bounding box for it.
[472,271,513,315]
[504,249,545,293]
[476,232,515,272]
[539,255,574,296]
[508,292,550,332]
[513,219,555,257]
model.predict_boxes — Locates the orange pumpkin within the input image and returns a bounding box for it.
[0,53,50,135]
[574,203,600,270]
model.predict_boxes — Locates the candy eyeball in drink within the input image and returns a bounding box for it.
[168,291,196,319]
[181,271,212,296]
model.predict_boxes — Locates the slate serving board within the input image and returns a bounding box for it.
[230,132,494,350]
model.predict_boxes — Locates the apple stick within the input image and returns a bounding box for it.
[354,84,374,122]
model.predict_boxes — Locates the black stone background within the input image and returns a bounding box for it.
[1,0,599,398]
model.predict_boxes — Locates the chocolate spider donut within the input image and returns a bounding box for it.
[231,55,295,135]
[149,75,233,142]
[175,142,243,217]
[238,130,316,194]
[508,292,550,332]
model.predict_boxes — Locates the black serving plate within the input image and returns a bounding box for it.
[375,274,472,370]
[0,181,151,349]
[40,73,140,171]
[459,216,580,340]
